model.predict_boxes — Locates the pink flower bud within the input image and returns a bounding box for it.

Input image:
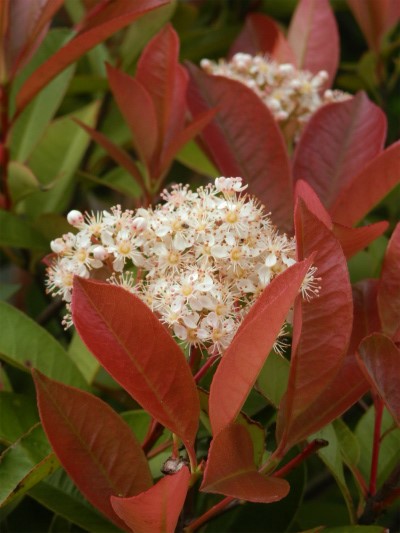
[92,245,108,261]
[67,210,84,227]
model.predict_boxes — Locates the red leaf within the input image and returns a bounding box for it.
[209,258,313,436]
[111,467,191,533]
[329,141,400,227]
[72,278,200,457]
[293,92,386,211]
[276,199,353,452]
[15,0,168,113]
[106,64,158,171]
[158,108,217,176]
[5,0,64,79]
[333,221,389,259]
[287,0,339,87]
[294,181,388,258]
[33,369,152,530]
[358,333,400,426]
[135,24,188,160]
[187,65,293,233]
[229,13,295,64]
[351,280,382,353]
[347,0,400,52]
[201,424,289,503]
[377,224,400,340]
[294,180,332,228]
[73,119,146,193]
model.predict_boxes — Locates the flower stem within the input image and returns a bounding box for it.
[184,496,236,532]
[142,419,164,454]
[269,439,328,478]
[193,354,219,383]
[369,395,384,496]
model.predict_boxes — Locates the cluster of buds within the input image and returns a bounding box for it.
[201,53,350,138]
[46,177,319,356]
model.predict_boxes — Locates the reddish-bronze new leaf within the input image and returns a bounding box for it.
[287,0,339,88]
[228,12,295,64]
[209,258,313,436]
[358,333,400,427]
[135,24,188,162]
[201,423,289,503]
[187,65,293,233]
[330,141,400,227]
[33,370,153,530]
[111,467,191,533]
[293,93,386,211]
[377,224,400,340]
[72,278,200,457]
[276,200,353,453]
[15,0,168,113]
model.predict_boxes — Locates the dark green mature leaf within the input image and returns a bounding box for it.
[0,210,48,250]
[0,424,59,508]
[0,392,39,445]
[0,302,87,388]
[175,139,218,177]
[29,469,121,533]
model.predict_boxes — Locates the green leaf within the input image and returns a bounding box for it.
[256,351,290,407]
[32,213,75,242]
[10,30,75,163]
[355,406,400,488]
[28,469,121,533]
[333,419,360,468]
[310,424,356,523]
[0,392,39,445]
[175,139,218,177]
[121,410,152,443]
[0,210,48,250]
[68,332,100,386]
[80,166,142,197]
[22,101,99,217]
[8,162,44,205]
[322,527,387,532]
[0,302,87,388]
[0,424,60,508]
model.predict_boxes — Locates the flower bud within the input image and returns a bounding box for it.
[50,238,66,254]
[132,217,147,232]
[67,210,84,227]
[92,245,108,261]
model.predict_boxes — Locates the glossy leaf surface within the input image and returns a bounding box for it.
[187,65,293,232]
[72,278,200,451]
[111,467,190,533]
[209,258,312,436]
[333,222,389,259]
[287,0,339,87]
[201,424,289,503]
[0,423,59,508]
[29,469,122,533]
[229,12,295,64]
[330,141,400,226]
[277,200,353,452]
[33,370,153,529]
[293,93,386,211]
[377,224,400,339]
[135,24,187,161]
[106,64,158,169]
[0,302,87,388]
[358,333,400,427]
[15,0,168,112]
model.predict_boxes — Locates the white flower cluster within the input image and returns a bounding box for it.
[200,53,350,138]
[46,177,319,356]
